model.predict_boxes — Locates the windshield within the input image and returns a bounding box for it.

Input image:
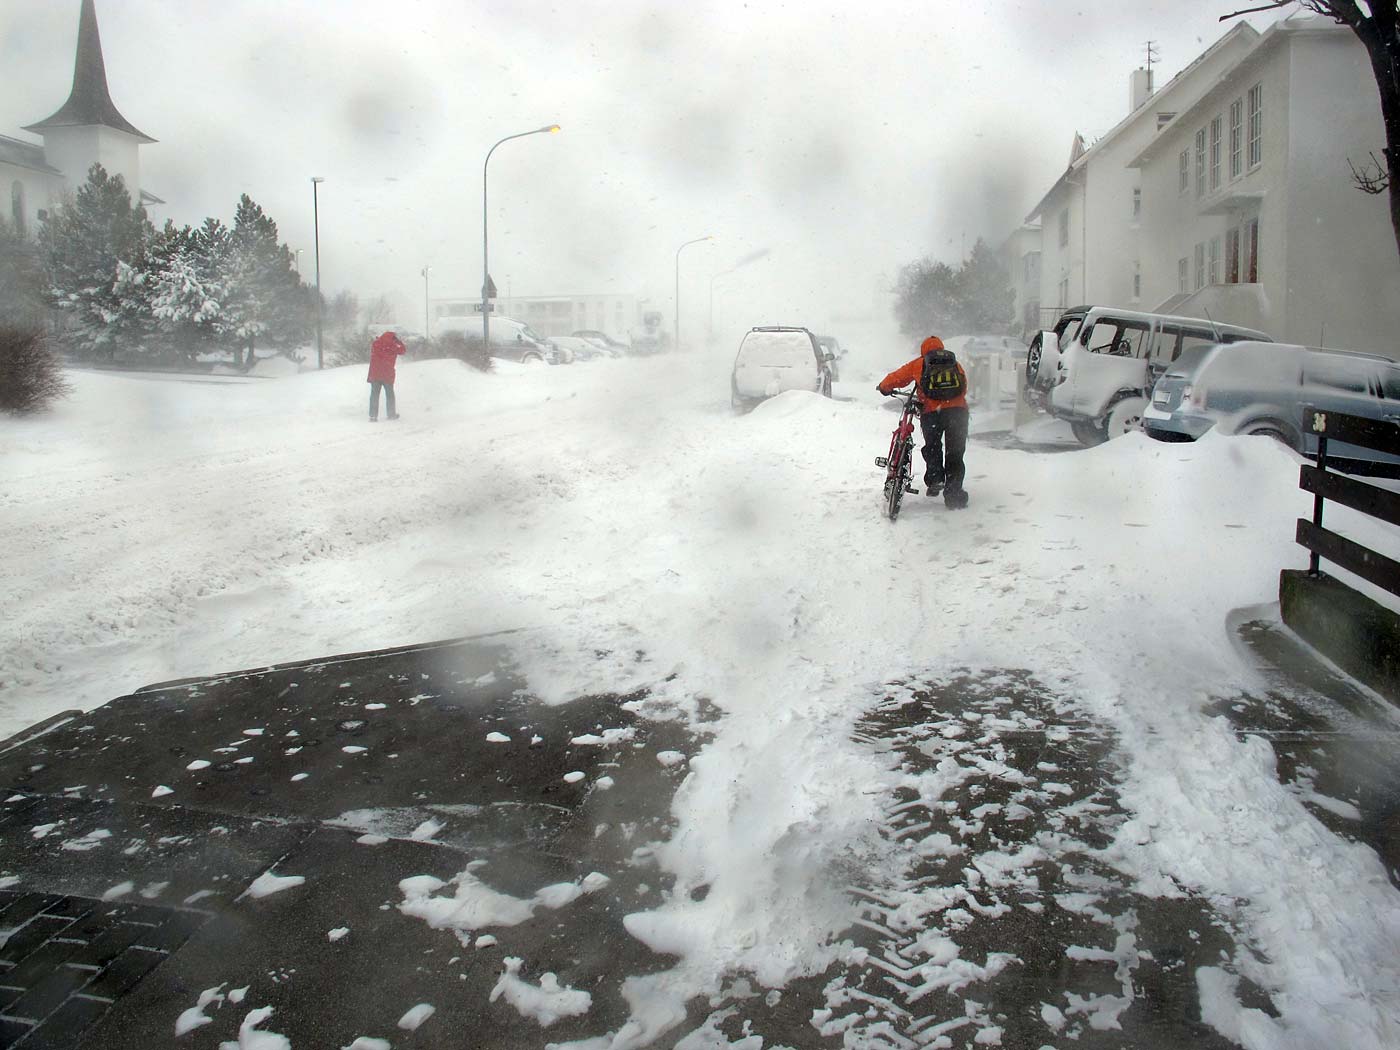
[4,5,1397,1049]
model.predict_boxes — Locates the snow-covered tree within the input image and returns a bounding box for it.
[219,194,307,367]
[0,217,45,331]
[37,164,154,359]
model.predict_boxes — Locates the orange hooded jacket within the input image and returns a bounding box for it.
[877,336,968,412]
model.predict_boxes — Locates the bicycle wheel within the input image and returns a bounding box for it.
[884,439,908,520]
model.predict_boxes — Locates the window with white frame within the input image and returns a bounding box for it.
[1058,276,1069,307]
[1194,243,1205,290]
[1209,116,1222,192]
[1133,262,1141,300]
[1208,236,1220,284]
[1229,98,1243,179]
[1179,149,1189,194]
[1247,83,1262,169]
[1226,226,1240,283]
[1058,207,1069,247]
[10,181,24,238]
[1178,257,1189,294]
[1132,187,1141,220]
[1245,217,1260,281]
[1195,128,1206,196]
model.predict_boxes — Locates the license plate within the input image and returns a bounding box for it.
[1152,389,1171,404]
[875,456,889,468]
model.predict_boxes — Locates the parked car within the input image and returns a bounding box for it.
[1143,341,1400,474]
[571,330,630,355]
[731,326,835,410]
[1024,305,1272,445]
[815,335,847,381]
[552,335,616,361]
[437,316,557,364]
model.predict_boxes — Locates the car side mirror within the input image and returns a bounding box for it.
[822,352,835,362]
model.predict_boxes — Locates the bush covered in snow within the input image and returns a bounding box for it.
[427,331,491,373]
[0,327,70,415]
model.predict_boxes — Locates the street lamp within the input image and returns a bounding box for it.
[294,248,303,274]
[312,177,325,369]
[674,235,712,351]
[421,266,432,340]
[482,124,560,350]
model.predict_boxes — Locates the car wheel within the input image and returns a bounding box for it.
[1241,420,1300,451]
[822,376,833,398]
[1104,396,1148,439]
[1025,333,1043,386]
[521,351,545,365]
[1070,419,1107,447]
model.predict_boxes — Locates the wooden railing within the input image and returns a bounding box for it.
[1296,405,1400,597]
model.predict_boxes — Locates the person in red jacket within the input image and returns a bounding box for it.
[876,335,970,508]
[367,330,406,422]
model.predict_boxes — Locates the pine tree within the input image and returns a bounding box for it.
[955,239,1015,335]
[220,194,306,367]
[147,220,224,361]
[37,164,154,360]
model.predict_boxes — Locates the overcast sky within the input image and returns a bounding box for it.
[2,0,1288,344]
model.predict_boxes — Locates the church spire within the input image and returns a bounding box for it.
[23,0,155,143]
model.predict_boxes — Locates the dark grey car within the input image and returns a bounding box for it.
[1144,341,1400,474]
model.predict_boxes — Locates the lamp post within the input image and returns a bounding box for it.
[482,124,560,350]
[294,248,303,274]
[674,235,711,352]
[421,266,432,340]
[311,177,325,369]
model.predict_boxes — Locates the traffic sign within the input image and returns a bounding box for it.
[472,302,495,313]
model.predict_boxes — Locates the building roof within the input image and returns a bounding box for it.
[0,134,63,176]
[1024,20,1261,223]
[1126,15,1343,168]
[22,0,155,143]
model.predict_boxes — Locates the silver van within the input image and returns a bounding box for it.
[1024,305,1272,446]
[1144,341,1400,475]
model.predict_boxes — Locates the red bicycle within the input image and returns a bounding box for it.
[876,388,920,520]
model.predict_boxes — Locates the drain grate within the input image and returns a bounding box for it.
[0,891,209,1048]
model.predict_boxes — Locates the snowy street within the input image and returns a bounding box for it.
[4,353,1400,1047]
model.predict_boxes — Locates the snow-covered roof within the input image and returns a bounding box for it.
[0,134,62,176]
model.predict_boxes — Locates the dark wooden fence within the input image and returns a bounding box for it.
[1296,405,1400,597]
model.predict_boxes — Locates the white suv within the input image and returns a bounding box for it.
[731,326,834,410]
[1024,305,1271,445]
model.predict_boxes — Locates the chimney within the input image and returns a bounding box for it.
[1129,67,1153,113]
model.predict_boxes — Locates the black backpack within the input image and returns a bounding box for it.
[920,349,965,401]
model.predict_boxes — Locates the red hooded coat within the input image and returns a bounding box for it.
[367,332,406,384]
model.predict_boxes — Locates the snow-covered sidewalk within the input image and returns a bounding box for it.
[4,355,1400,1047]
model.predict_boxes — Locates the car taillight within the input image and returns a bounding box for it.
[1183,384,1208,410]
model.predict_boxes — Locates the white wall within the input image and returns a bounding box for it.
[41,125,142,203]
[1284,30,1400,354]
[1,162,57,237]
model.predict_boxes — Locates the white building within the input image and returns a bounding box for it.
[431,294,640,340]
[999,223,1042,339]
[1128,16,1400,355]
[1024,23,1262,319]
[2,0,159,238]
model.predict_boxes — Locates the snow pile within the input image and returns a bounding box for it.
[4,357,1400,1045]
[489,956,592,1027]
[398,864,612,944]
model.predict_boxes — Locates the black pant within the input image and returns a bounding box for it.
[369,381,396,419]
[920,406,968,493]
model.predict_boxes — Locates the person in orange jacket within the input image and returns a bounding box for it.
[876,335,970,508]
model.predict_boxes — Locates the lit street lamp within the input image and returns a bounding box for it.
[674,235,712,351]
[482,124,560,350]
[312,177,325,369]
[421,266,432,339]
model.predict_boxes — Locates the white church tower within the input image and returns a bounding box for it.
[21,0,156,207]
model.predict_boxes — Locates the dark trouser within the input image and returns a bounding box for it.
[920,405,969,493]
[369,381,396,419]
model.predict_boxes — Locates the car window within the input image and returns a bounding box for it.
[737,331,818,370]
[1056,317,1083,352]
[1383,368,1400,400]
[1084,319,1150,357]
[1303,354,1372,395]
